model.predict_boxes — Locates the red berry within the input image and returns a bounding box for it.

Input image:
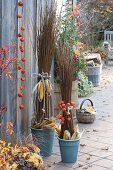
[18,93,23,98]
[20,49,24,52]
[21,26,25,31]
[19,45,24,50]
[19,86,24,90]
[18,65,22,70]
[21,77,25,81]
[19,104,24,110]
[21,57,26,62]
[62,103,66,108]
[20,37,24,42]
[19,46,24,52]
[57,115,63,120]
[19,45,23,49]
[18,33,22,37]
[21,70,25,74]
[66,103,70,107]
[70,102,76,107]
[17,14,22,18]
[18,1,24,7]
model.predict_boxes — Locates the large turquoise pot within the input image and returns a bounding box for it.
[58,138,80,163]
[31,128,54,157]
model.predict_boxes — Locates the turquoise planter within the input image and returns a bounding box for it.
[31,128,54,157]
[58,138,80,163]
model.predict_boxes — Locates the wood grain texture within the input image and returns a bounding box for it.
[0,0,37,140]
[0,0,55,140]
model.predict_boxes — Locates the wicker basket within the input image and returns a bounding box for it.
[76,99,95,123]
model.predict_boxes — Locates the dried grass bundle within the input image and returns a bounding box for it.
[37,0,57,73]
[57,46,75,138]
[33,0,57,125]
[58,46,74,103]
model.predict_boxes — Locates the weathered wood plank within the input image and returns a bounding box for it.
[0,0,18,141]
[0,0,37,140]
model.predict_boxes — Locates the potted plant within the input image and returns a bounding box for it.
[78,71,93,97]
[31,0,57,157]
[84,51,102,87]
[55,46,81,163]
[54,1,87,115]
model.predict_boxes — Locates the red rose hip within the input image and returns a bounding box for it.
[18,65,22,70]
[21,57,26,62]
[18,1,24,7]
[19,104,24,110]
[19,86,24,90]
[18,33,22,37]
[20,37,24,42]
[21,70,25,74]
[66,103,70,107]
[21,26,25,31]
[21,77,25,81]
[18,93,23,98]
[17,14,22,18]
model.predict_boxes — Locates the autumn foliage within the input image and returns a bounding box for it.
[0,140,43,170]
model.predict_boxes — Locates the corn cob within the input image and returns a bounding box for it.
[45,79,52,94]
[38,80,44,101]
[55,127,61,136]
[63,130,71,140]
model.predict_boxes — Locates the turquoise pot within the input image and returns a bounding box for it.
[31,128,54,157]
[58,138,80,163]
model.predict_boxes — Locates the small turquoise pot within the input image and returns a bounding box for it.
[31,128,54,157]
[58,137,80,163]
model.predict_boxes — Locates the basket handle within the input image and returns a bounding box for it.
[80,99,93,110]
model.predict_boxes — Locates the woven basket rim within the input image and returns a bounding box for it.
[76,112,95,115]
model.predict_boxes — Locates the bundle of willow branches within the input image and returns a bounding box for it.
[33,0,57,126]
[58,46,74,103]
[37,0,57,74]
[57,45,75,138]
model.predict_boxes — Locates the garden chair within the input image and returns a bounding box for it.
[104,30,113,64]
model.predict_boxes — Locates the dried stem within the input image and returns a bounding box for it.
[37,0,57,73]
[34,0,57,125]
[58,46,74,103]
[57,45,74,138]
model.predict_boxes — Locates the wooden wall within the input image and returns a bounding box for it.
[0,0,63,140]
[0,0,37,139]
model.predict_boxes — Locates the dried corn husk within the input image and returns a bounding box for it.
[71,124,79,140]
[85,106,96,115]
[38,80,44,101]
[33,80,44,102]
[63,130,71,140]
[45,79,52,94]
[55,124,61,136]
